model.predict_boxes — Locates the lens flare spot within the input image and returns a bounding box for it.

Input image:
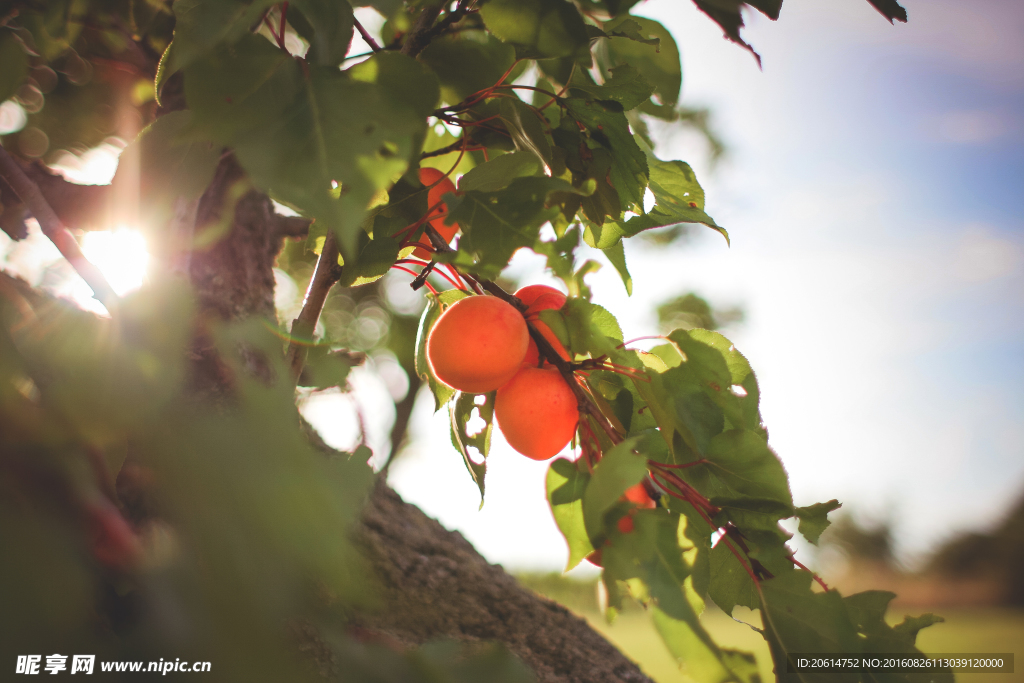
[81,228,149,296]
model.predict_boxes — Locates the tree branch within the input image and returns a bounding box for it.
[286,230,343,382]
[0,146,119,309]
[400,3,444,57]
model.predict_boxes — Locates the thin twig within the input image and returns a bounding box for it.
[286,230,343,383]
[0,146,118,309]
[353,17,382,52]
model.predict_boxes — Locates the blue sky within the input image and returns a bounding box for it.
[383,0,1024,572]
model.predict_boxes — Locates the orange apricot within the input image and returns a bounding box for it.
[426,295,529,394]
[494,366,578,460]
[515,285,570,366]
[413,167,459,259]
[623,482,657,509]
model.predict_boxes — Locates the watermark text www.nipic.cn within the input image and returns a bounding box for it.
[15,655,212,675]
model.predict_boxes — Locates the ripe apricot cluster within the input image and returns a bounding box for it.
[426,286,577,460]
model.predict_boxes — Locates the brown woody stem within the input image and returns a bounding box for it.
[0,146,118,310]
[286,230,342,383]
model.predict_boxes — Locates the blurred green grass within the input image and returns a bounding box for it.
[517,574,1024,683]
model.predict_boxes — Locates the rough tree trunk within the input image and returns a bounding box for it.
[24,155,655,683]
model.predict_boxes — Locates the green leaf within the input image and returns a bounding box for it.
[592,142,726,248]
[457,151,542,193]
[292,0,355,66]
[707,538,760,613]
[480,0,590,61]
[602,18,659,47]
[662,328,761,434]
[415,289,469,410]
[445,176,580,279]
[653,608,761,683]
[185,38,437,257]
[419,34,516,104]
[688,429,792,507]
[450,391,495,505]
[563,97,648,214]
[568,65,655,111]
[0,31,29,103]
[760,569,860,682]
[499,97,554,168]
[582,437,647,541]
[602,511,761,683]
[168,0,277,73]
[793,500,842,545]
[601,16,679,109]
[546,457,595,570]
[337,229,403,287]
[560,297,623,359]
[598,239,630,294]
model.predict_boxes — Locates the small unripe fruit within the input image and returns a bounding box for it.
[515,285,570,366]
[495,366,577,460]
[414,168,459,259]
[427,296,529,394]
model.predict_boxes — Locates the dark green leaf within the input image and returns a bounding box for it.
[688,429,792,506]
[595,144,726,248]
[292,0,355,66]
[866,0,909,23]
[689,0,781,66]
[569,64,655,111]
[794,499,842,545]
[480,0,590,60]
[168,0,277,73]
[446,176,580,278]
[419,34,517,104]
[546,457,595,569]
[185,38,436,257]
[563,97,648,214]
[499,97,554,167]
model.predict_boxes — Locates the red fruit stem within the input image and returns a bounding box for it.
[391,265,438,295]
[647,459,709,469]
[617,335,670,349]
[278,3,289,50]
[790,554,831,592]
[539,63,577,110]
[394,259,464,291]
